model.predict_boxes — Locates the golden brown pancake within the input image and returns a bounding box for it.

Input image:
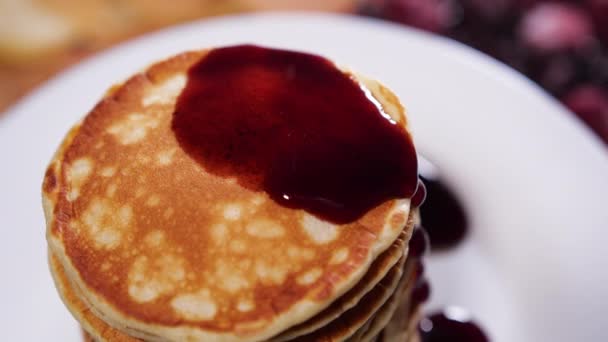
[336,249,419,342]
[50,227,413,342]
[84,331,95,342]
[43,48,418,341]
[49,252,140,342]
[290,253,407,342]
[375,265,424,342]
[377,296,423,342]
[358,258,417,342]
[354,215,424,342]
[373,225,425,342]
[49,221,413,342]
[269,214,413,341]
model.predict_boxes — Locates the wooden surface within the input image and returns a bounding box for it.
[0,0,354,113]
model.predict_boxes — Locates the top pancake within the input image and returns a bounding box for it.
[43,48,415,341]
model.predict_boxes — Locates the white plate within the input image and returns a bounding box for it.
[1,13,607,342]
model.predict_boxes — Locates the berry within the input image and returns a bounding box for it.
[562,84,608,142]
[382,0,456,33]
[586,0,608,43]
[518,3,594,54]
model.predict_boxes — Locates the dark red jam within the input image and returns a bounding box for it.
[420,310,489,342]
[411,278,431,308]
[418,176,468,250]
[409,226,430,258]
[173,45,418,223]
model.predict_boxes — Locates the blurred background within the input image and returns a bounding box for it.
[1,0,607,144]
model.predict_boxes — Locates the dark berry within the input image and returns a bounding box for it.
[382,0,457,33]
[586,0,608,44]
[562,84,608,143]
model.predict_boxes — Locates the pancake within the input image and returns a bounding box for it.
[43,46,418,341]
[357,257,417,342]
[377,311,422,342]
[378,295,423,342]
[356,216,425,342]
[52,242,412,342]
[375,266,424,342]
[49,251,140,342]
[290,252,407,342]
[343,243,419,342]
[84,332,94,342]
[49,221,411,342]
[269,212,413,341]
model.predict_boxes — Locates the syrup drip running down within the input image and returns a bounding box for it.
[172,45,418,224]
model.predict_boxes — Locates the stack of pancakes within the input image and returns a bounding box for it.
[43,48,426,341]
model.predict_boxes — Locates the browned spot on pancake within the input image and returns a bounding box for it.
[83,330,95,342]
[163,207,174,219]
[66,158,93,201]
[390,211,408,229]
[237,299,255,313]
[128,254,186,303]
[287,246,315,261]
[156,149,176,166]
[100,166,116,177]
[142,75,186,107]
[171,289,217,321]
[246,219,285,238]
[78,198,133,249]
[143,230,164,247]
[145,194,161,207]
[107,113,160,145]
[300,214,339,244]
[330,247,349,265]
[296,268,323,286]
[43,166,57,193]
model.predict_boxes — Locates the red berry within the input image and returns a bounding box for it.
[514,0,541,9]
[537,55,578,94]
[586,0,608,43]
[518,3,594,54]
[463,0,514,21]
[562,85,608,142]
[382,0,455,33]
